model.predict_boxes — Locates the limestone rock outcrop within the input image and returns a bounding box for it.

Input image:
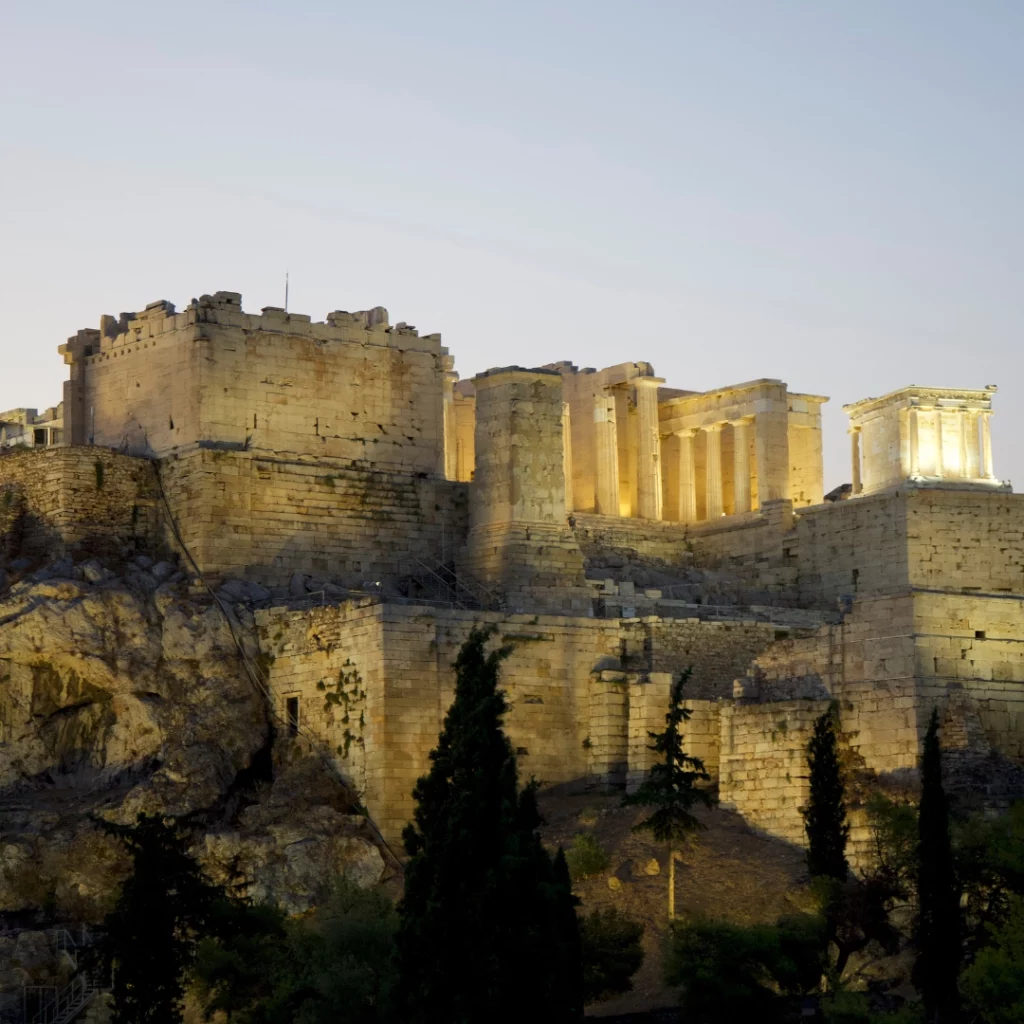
[0,557,386,921]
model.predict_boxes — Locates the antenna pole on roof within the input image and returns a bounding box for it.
[284,271,289,313]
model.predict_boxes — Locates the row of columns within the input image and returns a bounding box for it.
[849,407,995,494]
[907,407,993,480]
[589,384,757,522]
[675,418,753,521]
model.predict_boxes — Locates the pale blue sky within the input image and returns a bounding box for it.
[2,1,1021,490]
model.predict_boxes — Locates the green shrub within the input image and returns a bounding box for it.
[565,832,610,881]
[664,914,824,1024]
[580,907,644,1004]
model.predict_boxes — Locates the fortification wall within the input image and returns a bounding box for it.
[255,602,791,842]
[904,490,1024,593]
[62,294,447,473]
[160,448,468,587]
[0,447,161,563]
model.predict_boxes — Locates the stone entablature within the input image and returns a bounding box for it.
[844,385,1003,495]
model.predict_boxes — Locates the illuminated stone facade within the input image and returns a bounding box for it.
[1,289,1020,851]
[845,385,1004,496]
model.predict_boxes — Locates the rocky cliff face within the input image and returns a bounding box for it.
[0,554,385,927]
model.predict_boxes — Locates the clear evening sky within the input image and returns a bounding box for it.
[2,1,1021,492]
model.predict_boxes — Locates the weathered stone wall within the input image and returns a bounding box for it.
[0,447,161,563]
[61,294,447,474]
[626,616,789,698]
[719,701,820,846]
[793,489,1024,607]
[794,493,909,606]
[256,600,383,799]
[253,601,794,842]
[904,490,1024,594]
[159,448,468,586]
[460,369,589,612]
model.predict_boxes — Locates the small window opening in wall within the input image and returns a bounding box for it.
[851,569,859,588]
[286,697,300,737]
[975,630,986,639]
[253,413,257,429]
[315,417,319,436]
[169,417,174,430]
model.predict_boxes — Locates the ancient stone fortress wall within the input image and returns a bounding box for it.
[60,292,448,475]
[255,601,793,843]
[158,448,468,587]
[0,447,161,562]
[459,368,591,614]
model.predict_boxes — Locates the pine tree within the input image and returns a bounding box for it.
[622,669,712,920]
[914,708,962,1024]
[803,702,850,882]
[397,626,582,1023]
[98,813,223,1024]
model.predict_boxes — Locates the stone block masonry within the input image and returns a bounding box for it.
[0,446,161,563]
[159,448,468,586]
[61,293,448,475]
[255,601,791,843]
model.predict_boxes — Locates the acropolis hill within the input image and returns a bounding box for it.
[2,288,1022,856]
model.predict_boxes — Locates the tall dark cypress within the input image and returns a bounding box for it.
[97,814,222,1024]
[397,626,582,1023]
[914,708,961,1024]
[803,702,850,882]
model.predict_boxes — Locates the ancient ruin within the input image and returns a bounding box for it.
[3,290,1022,853]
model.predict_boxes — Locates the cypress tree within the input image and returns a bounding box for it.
[803,702,850,882]
[97,814,222,1024]
[397,626,582,1023]
[914,708,961,1024]
[622,669,712,920]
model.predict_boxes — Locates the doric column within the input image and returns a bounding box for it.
[965,411,980,479]
[677,429,697,522]
[934,409,945,477]
[562,402,574,511]
[850,429,862,494]
[594,391,620,516]
[732,418,752,513]
[753,408,789,504]
[635,377,663,520]
[981,413,993,477]
[705,423,724,519]
[909,407,920,476]
[958,411,969,479]
[442,360,458,480]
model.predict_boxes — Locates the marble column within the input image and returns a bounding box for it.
[635,378,663,520]
[981,413,993,478]
[934,409,945,477]
[677,429,697,523]
[958,410,970,479]
[594,391,620,516]
[909,407,920,477]
[965,411,980,479]
[851,429,862,494]
[705,423,724,519]
[732,418,752,513]
[562,402,574,511]
[442,362,458,480]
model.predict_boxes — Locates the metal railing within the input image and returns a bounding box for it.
[20,928,100,1024]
